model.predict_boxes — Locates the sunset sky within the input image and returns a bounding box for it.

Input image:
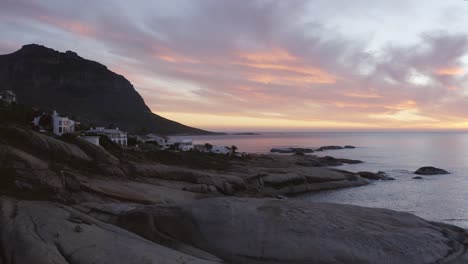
[1,0,468,131]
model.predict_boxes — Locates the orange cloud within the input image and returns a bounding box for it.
[38,15,96,37]
[385,100,417,110]
[332,102,373,109]
[236,48,336,84]
[435,67,464,76]
[247,73,333,85]
[239,48,297,63]
[155,54,200,64]
[152,45,199,64]
[341,92,383,99]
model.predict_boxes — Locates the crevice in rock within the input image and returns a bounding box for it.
[432,224,468,263]
[29,215,46,243]
[54,242,73,264]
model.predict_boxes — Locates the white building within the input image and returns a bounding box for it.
[0,90,16,104]
[136,134,169,148]
[211,145,230,154]
[177,139,194,151]
[193,144,231,154]
[33,110,75,136]
[86,127,127,146]
[168,138,194,151]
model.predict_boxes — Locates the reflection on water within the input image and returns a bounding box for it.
[185,132,468,228]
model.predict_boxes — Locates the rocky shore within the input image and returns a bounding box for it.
[1,124,468,263]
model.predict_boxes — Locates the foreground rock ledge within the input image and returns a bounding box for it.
[0,197,220,264]
[119,197,468,264]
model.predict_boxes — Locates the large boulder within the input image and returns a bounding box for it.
[119,197,468,264]
[127,163,245,195]
[0,144,62,197]
[0,197,219,264]
[414,166,449,175]
[0,125,91,163]
[316,145,344,151]
[245,167,368,195]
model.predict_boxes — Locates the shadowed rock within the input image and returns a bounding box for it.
[0,197,220,264]
[414,166,449,175]
[270,148,314,154]
[316,145,344,151]
[119,197,468,264]
[358,171,395,180]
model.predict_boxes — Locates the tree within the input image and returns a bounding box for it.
[204,143,213,152]
[38,114,53,130]
[230,145,238,154]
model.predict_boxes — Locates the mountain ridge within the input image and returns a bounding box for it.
[0,44,211,135]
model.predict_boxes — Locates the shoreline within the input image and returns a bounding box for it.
[1,124,468,263]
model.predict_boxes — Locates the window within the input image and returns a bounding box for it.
[58,127,62,133]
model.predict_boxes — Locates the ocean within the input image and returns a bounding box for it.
[182,132,468,228]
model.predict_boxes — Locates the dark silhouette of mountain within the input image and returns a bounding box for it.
[0,44,211,135]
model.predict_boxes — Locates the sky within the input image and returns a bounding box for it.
[1,0,468,132]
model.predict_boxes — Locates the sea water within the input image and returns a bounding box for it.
[185,132,468,228]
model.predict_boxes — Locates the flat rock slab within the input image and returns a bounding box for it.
[0,197,219,264]
[79,177,202,204]
[123,197,468,264]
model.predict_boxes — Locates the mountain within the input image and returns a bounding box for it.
[0,44,211,135]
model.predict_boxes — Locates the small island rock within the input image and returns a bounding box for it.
[316,145,343,151]
[414,167,449,175]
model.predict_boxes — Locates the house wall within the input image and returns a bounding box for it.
[52,114,75,136]
[87,128,127,146]
[211,145,230,154]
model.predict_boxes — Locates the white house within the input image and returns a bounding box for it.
[136,134,169,148]
[86,127,127,146]
[147,134,169,147]
[167,138,194,151]
[177,139,194,151]
[193,144,231,154]
[33,110,75,136]
[0,90,16,104]
[211,145,230,154]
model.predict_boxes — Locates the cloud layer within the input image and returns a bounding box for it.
[1,0,468,131]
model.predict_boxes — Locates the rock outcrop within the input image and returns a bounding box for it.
[414,166,450,175]
[0,197,219,264]
[119,197,468,264]
[357,171,395,180]
[316,145,344,151]
[270,147,314,154]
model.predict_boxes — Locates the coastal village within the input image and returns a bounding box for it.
[1,89,239,155]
